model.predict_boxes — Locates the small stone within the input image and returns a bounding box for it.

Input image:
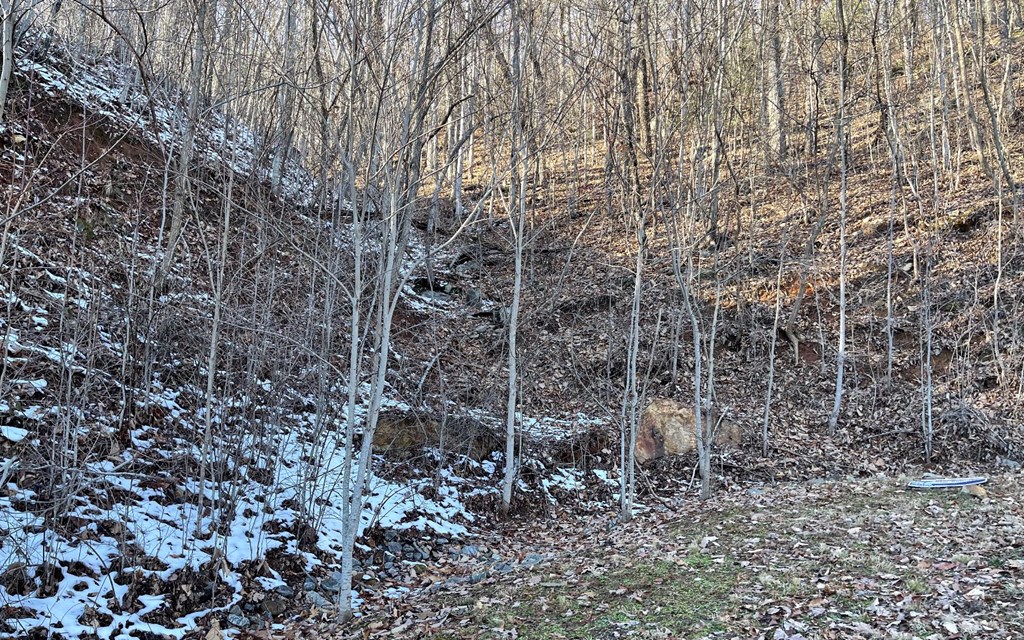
[386,541,403,556]
[227,613,250,628]
[436,538,449,545]
[229,605,244,616]
[469,571,488,584]
[262,597,288,616]
[273,584,295,598]
[305,591,333,609]
[303,577,317,591]
[384,530,398,541]
[521,554,545,569]
[460,545,480,558]
[493,562,514,574]
[321,572,343,593]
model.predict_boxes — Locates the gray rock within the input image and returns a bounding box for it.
[460,545,480,558]
[303,577,317,591]
[264,598,288,618]
[469,571,488,584]
[321,572,343,593]
[386,541,404,556]
[227,613,250,628]
[305,591,334,609]
[262,597,288,616]
[493,562,514,574]
[436,538,449,545]
[229,605,244,616]
[273,584,295,598]
[521,554,545,569]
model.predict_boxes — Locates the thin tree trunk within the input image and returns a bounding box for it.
[0,0,13,126]
[828,0,850,435]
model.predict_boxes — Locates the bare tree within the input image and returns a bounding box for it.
[501,0,528,517]
[0,0,13,125]
[827,0,850,435]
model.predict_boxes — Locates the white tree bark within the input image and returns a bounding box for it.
[0,0,14,127]
[501,0,527,517]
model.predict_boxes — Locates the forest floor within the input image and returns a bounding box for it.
[4,35,1024,640]
[310,474,1024,640]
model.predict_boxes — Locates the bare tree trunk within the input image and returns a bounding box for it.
[763,236,789,456]
[270,0,298,193]
[920,258,935,462]
[828,0,850,435]
[765,0,785,161]
[197,125,235,532]
[156,0,214,287]
[620,218,644,521]
[500,4,527,515]
[0,0,15,126]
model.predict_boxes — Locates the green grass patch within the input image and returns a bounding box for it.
[435,553,740,640]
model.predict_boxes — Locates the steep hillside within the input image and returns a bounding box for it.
[1,23,1023,640]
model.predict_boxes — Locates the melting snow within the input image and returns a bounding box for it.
[0,426,29,442]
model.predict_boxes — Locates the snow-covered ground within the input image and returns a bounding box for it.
[0,38,615,639]
[13,43,317,207]
[0,380,490,638]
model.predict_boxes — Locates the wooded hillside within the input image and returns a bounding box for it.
[0,0,1022,637]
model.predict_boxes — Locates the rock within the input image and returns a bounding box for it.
[273,584,295,598]
[961,485,988,498]
[436,538,449,546]
[227,613,250,628]
[262,597,288,616]
[634,398,743,464]
[302,577,317,591]
[492,562,514,574]
[521,553,545,569]
[999,457,1021,471]
[469,571,488,584]
[305,591,333,609]
[384,530,397,541]
[321,572,343,593]
[386,541,404,556]
[460,545,480,558]
[229,605,244,616]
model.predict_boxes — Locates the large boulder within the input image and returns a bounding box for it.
[372,411,501,460]
[634,398,742,464]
